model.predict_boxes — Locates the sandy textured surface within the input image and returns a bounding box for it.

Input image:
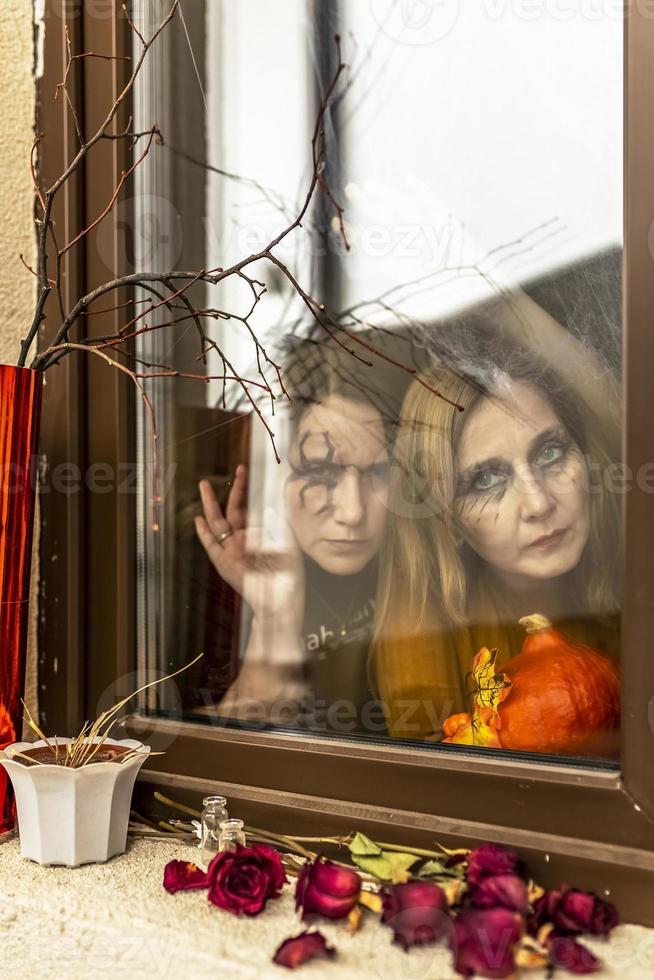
[1,836,653,979]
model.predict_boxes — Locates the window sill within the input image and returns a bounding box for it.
[1,835,651,977]
[121,713,654,928]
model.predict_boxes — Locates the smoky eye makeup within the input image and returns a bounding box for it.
[290,462,340,490]
[360,459,390,482]
[529,426,574,468]
[455,459,511,499]
[455,426,575,500]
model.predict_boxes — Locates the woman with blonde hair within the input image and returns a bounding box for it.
[373,339,621,741]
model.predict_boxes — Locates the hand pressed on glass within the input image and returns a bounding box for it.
[196,467,305,628]
[195,467,307,720]
[194,391,391,732]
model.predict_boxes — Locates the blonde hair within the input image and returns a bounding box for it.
[375,347,621,646]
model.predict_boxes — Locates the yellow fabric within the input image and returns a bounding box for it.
[374,580,620,741]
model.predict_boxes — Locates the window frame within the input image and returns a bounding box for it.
[38,1,654,925]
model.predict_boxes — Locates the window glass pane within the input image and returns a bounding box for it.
[135,1,622,763]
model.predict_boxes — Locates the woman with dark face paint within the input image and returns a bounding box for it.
[195,385,392,733]
[373,342,621,746]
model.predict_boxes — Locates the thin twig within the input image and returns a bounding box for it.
[153,791,201,819]
[58,127,160,256]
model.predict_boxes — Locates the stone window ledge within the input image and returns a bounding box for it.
[1,837,652,978]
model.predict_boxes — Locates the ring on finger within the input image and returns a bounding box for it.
[217,528,234,545]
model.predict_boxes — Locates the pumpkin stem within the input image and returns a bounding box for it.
[519,613,553,634]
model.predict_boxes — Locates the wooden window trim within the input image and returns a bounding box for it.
[38,1,135,740]
[38,2,654,924]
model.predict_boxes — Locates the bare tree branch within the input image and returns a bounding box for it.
[18,2,180,367]
[59,126,161,257]
[20,6,466,528]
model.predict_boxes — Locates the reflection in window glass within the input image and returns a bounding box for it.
[135,1,622,762]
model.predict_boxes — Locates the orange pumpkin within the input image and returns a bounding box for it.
[442,614,620,758]
[497,614,620,757]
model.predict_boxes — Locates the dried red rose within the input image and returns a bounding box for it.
[273,930,336,969]
[381,880,450,951]
[450,908,523,978]
[295,857,361,920]
[163,860,208,894]
[470,874,529,915]
[548,934,602,975]
[207,843,286,916]
[531,885,619,937]
[466,844,521,888]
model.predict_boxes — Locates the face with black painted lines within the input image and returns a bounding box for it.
[285,396,390,575]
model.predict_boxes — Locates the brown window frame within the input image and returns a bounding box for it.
[38,2,654,924]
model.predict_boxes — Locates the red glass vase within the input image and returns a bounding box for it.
[0,365,42,833]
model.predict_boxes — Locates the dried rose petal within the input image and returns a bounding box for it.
[163,860,208,894]
[548,935,602,974]
[466,844,521,888]
[445,853,468,870]
[470,874,529,914]
[381,880,450,951]
[273,930,336,969]
[450,908,523,978]
[207,843,286,916]
[295,857,361,920]
[531,885,619,937]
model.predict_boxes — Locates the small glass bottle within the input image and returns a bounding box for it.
[200,795,228,865]
[218,818,246,853]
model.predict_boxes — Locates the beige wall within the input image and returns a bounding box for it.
[0,3,39,726]
[0,3,37,363]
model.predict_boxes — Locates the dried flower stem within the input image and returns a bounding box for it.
[292,835,447,860]
[245,825,316,861]
[153,791,201,819]
[18,653,204,769]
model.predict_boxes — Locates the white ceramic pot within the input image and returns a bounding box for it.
[0,737,150,866]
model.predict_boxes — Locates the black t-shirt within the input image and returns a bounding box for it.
[301,558,386,736]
